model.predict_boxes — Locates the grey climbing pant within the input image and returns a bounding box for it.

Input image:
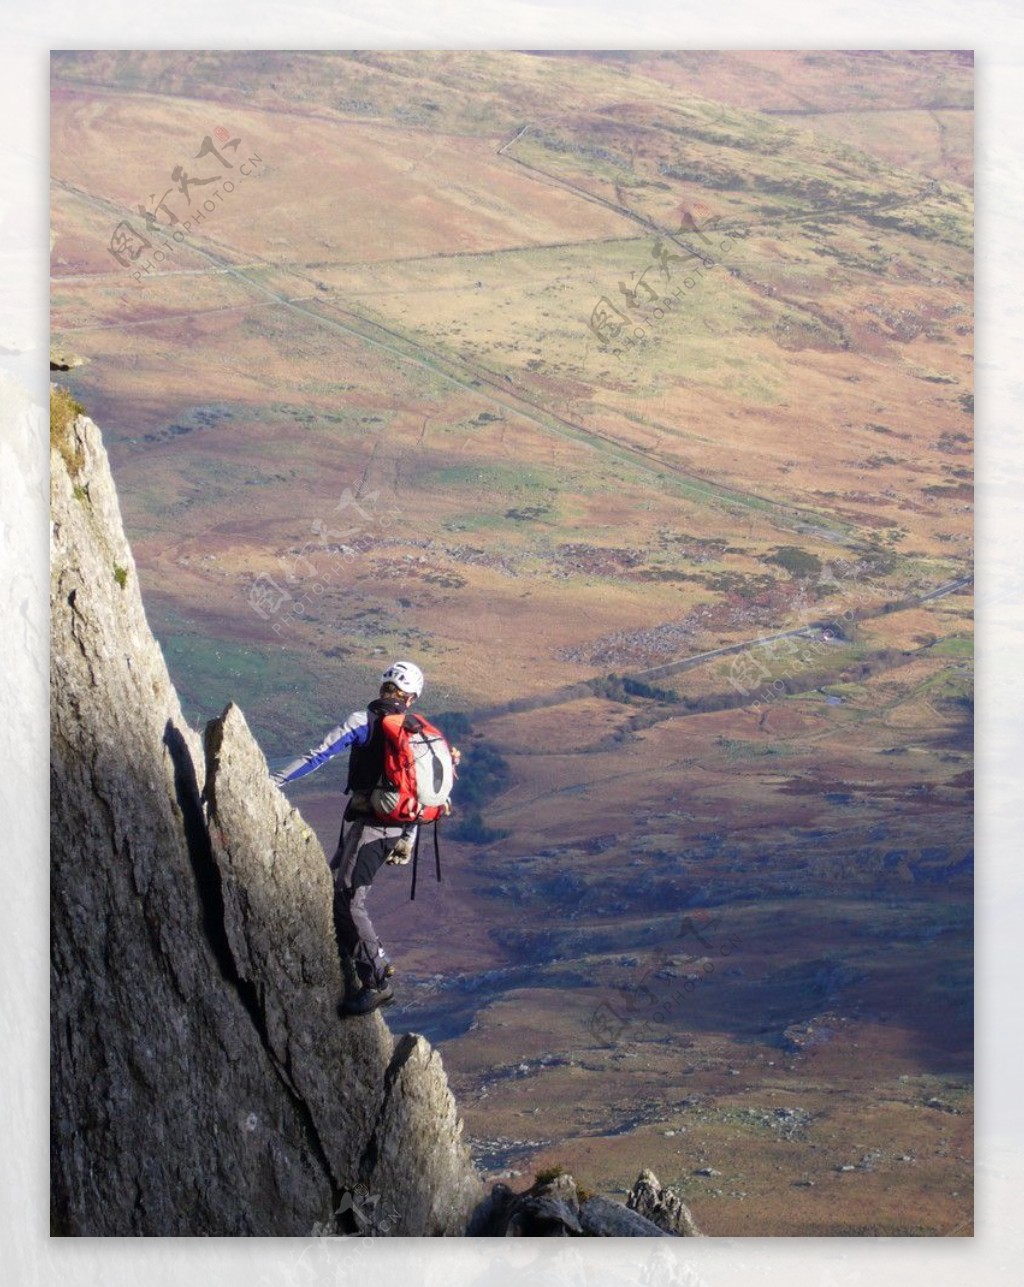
[329,818,411,988]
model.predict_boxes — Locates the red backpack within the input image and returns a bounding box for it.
[369,711,456,825]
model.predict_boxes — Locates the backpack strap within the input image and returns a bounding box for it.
[433,818,442,886]
[409,822,443,900]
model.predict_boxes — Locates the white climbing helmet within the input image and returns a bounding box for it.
[381,659,424,697]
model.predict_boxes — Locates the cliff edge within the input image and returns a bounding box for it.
[50,401,482,1236]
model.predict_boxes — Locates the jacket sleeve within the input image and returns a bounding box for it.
[272,711,369,785]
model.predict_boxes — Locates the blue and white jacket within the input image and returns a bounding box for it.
[272,710,372,786]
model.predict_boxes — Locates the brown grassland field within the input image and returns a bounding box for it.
[51,50,973,1236]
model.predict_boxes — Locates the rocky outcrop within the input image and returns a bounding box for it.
[627,1168,703,1236]
[580,1194,673,1237]
[468,1171,676,1237]
[50,406,482,1235]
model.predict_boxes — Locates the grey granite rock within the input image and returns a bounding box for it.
[627,1168,703,1236]
[50,409,482,1235]
[578,1193,672,1237]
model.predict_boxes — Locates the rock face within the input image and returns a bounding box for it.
[50,408,482,1236]
[468,1171,674,1237]
[627,1168,703,1236]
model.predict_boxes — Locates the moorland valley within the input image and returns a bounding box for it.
[51,49,973,1235]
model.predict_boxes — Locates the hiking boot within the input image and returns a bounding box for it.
[340,982,395,1016]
